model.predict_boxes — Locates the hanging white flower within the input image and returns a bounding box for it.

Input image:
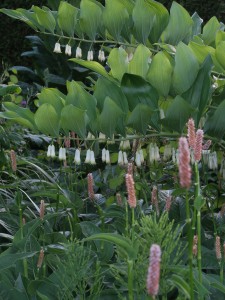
[102,148,106,162]
[90,150,96,165]
[135,151,141,167]
[118,151,124,165]
[139,149,144,164]
[98,50,105,62]
[85,149,91,163]
[99,132,106,143]
[65,44,72,56]
[59,147,66,160]
[87,50,94,61]
[47,145,52,157]
[123,152,128,165]
[208,151,218,170]
[50,145,55,158]
[74,149,81,165]
[53,42,62,54]
[105,150,110,164]
[76,46,82,58]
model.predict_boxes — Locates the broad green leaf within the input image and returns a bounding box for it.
[215,30,225,47]
[162,96,194,133]
[204,99,225,139]
[132,0,169,44]
[194,195,205,211]
[0,84,21,96]
[0,102,36,130]
[84,233,137,259]
[192,12,203,36]
[189,41,215,64]
[0,252,37,271]
[182,56,213,124]
[61,105,88,138]
[93,77,129,112]
[127,103,154,134]
[37,88,65,113]
[58,1,78,36]
[160,2,193,45]
[18,9,45,31]
[107,48,129,81]
[69,58,111,79]
[0,9,39,30]
[172,42,199,94]
[79,0,102,40]
[215,41,225,69]
[128,44,151,79]
[35,103,60,137]
[201,16,220,46]
[121,74,159,111]
[147,51,173,97]
[32,6,56,33]
[103,0,129,41]
[66,81,97,122]
[98,97,124,138]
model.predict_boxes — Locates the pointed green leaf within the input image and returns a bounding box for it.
[103,0,129,41]
[0,252,37,271]
[127,103,154,134]
[162,96,194,133]
[169,274,190,299]
[204,99,225,139]
[147,51,173,97]
[58,1,78,36]
[61,105,88,138]
[0,84,21,96]
[35,103,60,137]
[79,0,102,40]
[0,102,36,130]
[192,12,203,36]
[93,77,129,112]
[66,81,97,122]
[99,97,124,138]
[189,41,215,64]
[182,56,213,124]
[107,48,129,81]
[201,16,220,46]
[172,42,199,94]
[128,44,151,79]
[161,2,193,45]
[37,88,65,113]
[215,41,225,70]
[84,233,137,259]
[121,74,158,111]
[32,6,56,33]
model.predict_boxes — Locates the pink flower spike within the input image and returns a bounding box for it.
[151,186,159,216]
[216,236,222,260]
[202,140,211,150]
[125,174,137,208]
[146,244,161,297]
[87,173,95,201]
[194,129,204,162]
[187,118,196,149]
[178,137,192,189]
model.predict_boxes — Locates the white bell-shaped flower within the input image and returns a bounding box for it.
[90,150,96,165]
[135,151,141,167]
[74,149,81,165]
[85,149,91,164]
[65,44,72,56]
[59,147,66,160]
[102,148,106,162]
[105,150,110,164]
[76,46,82,58]
[123,152,128,165]
[118,151,124,165]
[53,42,62,54]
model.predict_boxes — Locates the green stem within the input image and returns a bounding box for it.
[19,205,28,278]
[220,261,224,283]
[125,201,129,236]
[185,190,194,300]
[127,259,134,300]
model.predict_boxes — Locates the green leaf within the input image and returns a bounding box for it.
[121,74,158,111]
[79,0,102,40]
[215,41,225,70]
[147,51,173,97]
[69,58,110,79]
[172,42,199,94]
[204,99,225,139]
[103,0,129,41]
[191,12,203,36]
[0,84,21,96]
[34,103,60,137]
[0,102,36,130]
[162,95,194,133]
[93,77,129,112]
[169,274,190,299]
[160,2,193,45]
[61,105,88,138]
[194,195,205,211]
[84,233,137,259]
[128,44,151,79]
[127,103,154,134]
[98,97,124,138]
[66,81,97,122]
[201,16,220,46]
[132,0,169,44]
[0,252,37,271]
[32,6,56,33]
[57,1,78,36]
[182,55,213,125]
[37,88,65,113]
[189,41,215,64]
[107,48,129,81]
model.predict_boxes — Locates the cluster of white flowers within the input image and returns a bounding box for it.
[53,43,72,56]
[149,143,160,164]
[47,145,56,158]
[119,140,130,150]
[98,50,105,62]
[135,149,144,167]
[87,50,94,61]
[102,148,110,164]
[163,144,172,161]
[118,151,128,166]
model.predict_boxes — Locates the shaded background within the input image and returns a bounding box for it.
[0,0,225,71]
